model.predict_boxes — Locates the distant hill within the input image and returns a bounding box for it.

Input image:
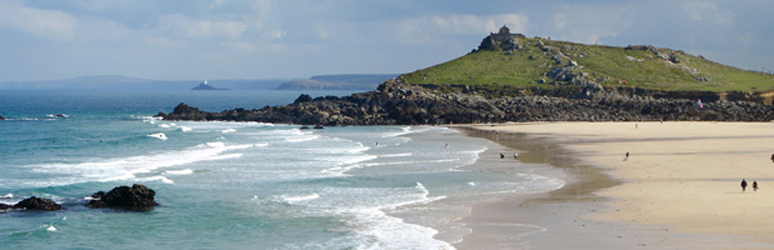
[402,28,774,93]
[276,74,399,90]
[0,76,288,90]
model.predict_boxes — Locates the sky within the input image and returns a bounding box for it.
[0,0,772,81]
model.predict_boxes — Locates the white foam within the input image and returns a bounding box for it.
[281,193,320,203]
[146,133,168,140]
[208,153,243,160]
[140,175,174,184]
[467,182,476,187]
[226,144,254,150]
[99,173,137,182]
[25,142,255,188]
[378,153,413,158]
[178,126,192,132]
[46,225,57,232]
[1,193,12,199]
[286,134,320,142]
[158,124,171,128]
[164,169,194,175]
[381,126,413,138]
[221,128,237,134]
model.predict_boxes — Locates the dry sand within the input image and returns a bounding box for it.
[458,122,774,249]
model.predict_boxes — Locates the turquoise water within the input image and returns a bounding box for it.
[0,89,563,249]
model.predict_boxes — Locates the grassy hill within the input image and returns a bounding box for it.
[401,37,774,93]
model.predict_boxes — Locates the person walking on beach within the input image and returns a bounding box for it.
[770,153,774,163]
[513,152,519,160]
[741,179,748,192]
[500,152,505,160]
[623,151,629,161]
[753,180,759,192]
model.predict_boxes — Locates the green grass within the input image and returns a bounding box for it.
[402,38,774,93]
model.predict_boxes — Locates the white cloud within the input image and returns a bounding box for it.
[158,14,248,39]
[396,13,528,44]
[269,30,285,39]
[0,1,78,40]
[681,2,734,24]
[245,0,274,30]
[551,3,634,44]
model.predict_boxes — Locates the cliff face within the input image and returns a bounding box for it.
[159,79,774,125]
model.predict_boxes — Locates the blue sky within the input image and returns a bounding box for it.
[0,0,772,81]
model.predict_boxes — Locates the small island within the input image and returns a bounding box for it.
[191,80,229,90]
[162,26,774,125]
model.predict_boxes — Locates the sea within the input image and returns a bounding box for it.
[0,89,564,249]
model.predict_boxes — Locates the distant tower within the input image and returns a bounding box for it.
[499,25,510,35]
[477,25,525,51]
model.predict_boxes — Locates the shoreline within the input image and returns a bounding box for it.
[452,126,643,249]
[457,122,774,249]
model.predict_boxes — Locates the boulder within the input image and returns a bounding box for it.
[87,184,158,211]
[0,115,5,120]
[12,197,63,211]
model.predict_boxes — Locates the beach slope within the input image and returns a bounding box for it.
[467,122,774,248]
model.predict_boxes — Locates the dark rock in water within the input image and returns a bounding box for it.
[299,126,310,130]
[55,114,68,118]
[87,184,158,211]
[313,124,324,129]
[0,115,5,120]
[13,197,63,211]
[0,203,10,210]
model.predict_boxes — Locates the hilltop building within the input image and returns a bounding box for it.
[477,25,525,51]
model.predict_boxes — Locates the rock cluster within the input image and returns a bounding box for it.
[0,197,63,211]
[87,184,159,211]
[159,80,774,125]
[1,184,158,214]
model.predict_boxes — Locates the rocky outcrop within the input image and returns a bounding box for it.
[0,197,63,212]
[159,79,774,125]
[0,115,5,120]
[14,197,63,211]
[87,184,158,211]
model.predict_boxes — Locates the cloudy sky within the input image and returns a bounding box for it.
[1,0,772,81]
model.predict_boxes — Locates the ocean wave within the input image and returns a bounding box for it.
[380,126,413,138]
[378,152,413,158]
[286,134,320,142]
[146,133,168,140]
[23,142,254,188]
[280,193,320,203]
[139,175,174,184]
[164,169,194,175]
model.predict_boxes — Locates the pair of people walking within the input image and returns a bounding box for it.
[741,179,759,192]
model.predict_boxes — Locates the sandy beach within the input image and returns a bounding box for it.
[457,122,774,249]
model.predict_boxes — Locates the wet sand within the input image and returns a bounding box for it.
[455,122,774,249]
